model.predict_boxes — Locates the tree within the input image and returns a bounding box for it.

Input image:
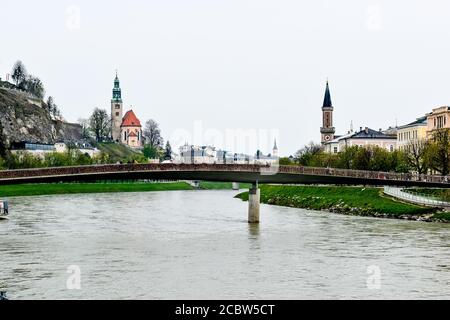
[11,61,27,86]
[21,75,45,99]
[403,139,429,174]
[426,129,450,175]
[143,119,163,149]
[143,145,159,159]
[0,121,7,159]
[28,76,45,99]
[46,96,54,113]
[78,118,91,140]
[89,108,111,142]
[352,147,372,170]
[336,146,359,169]
[279,157,292,165]
[46,96,62,119]
[164,141,172,160]
[294,142,322,166]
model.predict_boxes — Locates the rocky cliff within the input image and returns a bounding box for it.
[0,87,82,147]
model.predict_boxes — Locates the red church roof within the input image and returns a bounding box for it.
[121,110,141,127]
[128,131,137,137]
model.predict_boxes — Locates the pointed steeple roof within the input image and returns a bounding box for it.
[322,80,332,108]
[273,139,278,150]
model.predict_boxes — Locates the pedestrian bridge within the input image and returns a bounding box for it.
[0,163,449,187]
[1,164,449,223]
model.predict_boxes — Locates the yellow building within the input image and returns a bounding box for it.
[397,116,427,151]
[426,106,450,137]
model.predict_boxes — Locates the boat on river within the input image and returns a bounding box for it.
[0,200,9,220]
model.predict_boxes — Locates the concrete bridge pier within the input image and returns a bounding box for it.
[232,182,240,190]
[248,182,260,224]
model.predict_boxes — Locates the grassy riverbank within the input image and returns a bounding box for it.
[0,182,194,197]
[198,181,252,190]
[236,185,449,223]
[0,181,250,198]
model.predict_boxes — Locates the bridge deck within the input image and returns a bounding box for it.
[0,164,449,188]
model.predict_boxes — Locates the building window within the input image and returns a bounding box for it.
[390,145,394,152]
[124,131,127,141]
[333,147,338,154]
[115,112,119,116]
[115,104,120,109]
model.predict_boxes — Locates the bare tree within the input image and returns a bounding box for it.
[143,119,163,148]
[78,118,91,140]
[11,61,27,86]
[403,139,429,174]
[89,108,111,142]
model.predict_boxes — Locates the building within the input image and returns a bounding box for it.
[110,72,143,148]
[324,127,397,153]
[272,139,278,158]
[111,72,123,142]
[54,142,101,158]
[426,106,450,137]
[320,81,335,144]
[397,116,427,151]
[321,81,397,153]
[177,144,217,164]
[176,140,279,165]
[10,142,55,157]
[120,110,143,148]
[10,141,100,158]
[254,140,279,165]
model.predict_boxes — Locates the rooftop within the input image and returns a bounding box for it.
[121,110,141,127]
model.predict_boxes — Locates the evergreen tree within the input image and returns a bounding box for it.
[164,141,172,160]
[11,60,27,86]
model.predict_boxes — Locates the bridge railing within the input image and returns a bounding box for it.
[0,163,449,185]
[278,166,450,184]
[384,186,450,207]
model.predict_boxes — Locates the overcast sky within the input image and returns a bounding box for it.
[1,0,450,156]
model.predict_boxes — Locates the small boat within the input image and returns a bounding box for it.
[0,200,9,220]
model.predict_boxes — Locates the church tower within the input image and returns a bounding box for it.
[111,72,123,142]
[272,139,278,158]
[320,81,335,144]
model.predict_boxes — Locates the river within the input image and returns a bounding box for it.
[0,190,449,299]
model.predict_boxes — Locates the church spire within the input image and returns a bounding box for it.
[272,138,279,157]
[320,80,335,144]
[112,71,122,103]
[322,80,332,108]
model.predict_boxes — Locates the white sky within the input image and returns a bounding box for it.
[1,0,450,156]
